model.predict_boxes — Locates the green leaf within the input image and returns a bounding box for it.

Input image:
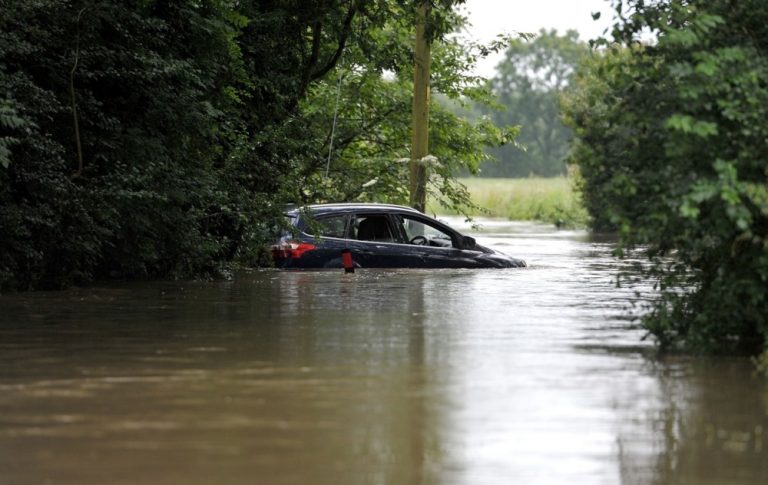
[664,115,718,137]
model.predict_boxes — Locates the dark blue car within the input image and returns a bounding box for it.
[272,203,526,269]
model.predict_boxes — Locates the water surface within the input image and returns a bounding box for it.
[1,219,766,484]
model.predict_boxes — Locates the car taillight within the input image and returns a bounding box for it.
[272,241,317,259]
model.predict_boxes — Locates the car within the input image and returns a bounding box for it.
[272,203,526,269]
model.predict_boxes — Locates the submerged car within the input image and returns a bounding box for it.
[272,203,526,269]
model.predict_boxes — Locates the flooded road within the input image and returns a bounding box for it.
[1,219,766,484]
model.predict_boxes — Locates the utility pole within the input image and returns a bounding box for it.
[409,1,431,213]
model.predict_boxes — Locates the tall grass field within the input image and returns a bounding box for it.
[431,177,589,227]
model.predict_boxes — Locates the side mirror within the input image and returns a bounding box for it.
[461,236,476,250]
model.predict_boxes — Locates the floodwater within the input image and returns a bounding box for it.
[0,219,766,485]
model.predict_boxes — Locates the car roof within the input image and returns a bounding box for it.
[287,203,466,238]
[290,203,424,216]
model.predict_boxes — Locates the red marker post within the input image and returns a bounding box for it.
[341,249,355,274]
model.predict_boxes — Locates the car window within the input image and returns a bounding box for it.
[353,214,397,242]
[272,213,298,243]
[308,214,348,238]
[397,215,455,248]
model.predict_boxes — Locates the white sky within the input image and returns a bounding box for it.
[459,0,616,77]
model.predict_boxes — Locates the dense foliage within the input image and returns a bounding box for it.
[2,0,250,289]
[480,29,589,177]
[563,0,768,355]
[1,0,514,290]
[277,2,516,213]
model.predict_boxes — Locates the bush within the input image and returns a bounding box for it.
[562,0,768,355]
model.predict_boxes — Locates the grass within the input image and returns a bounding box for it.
[430,176,589,228]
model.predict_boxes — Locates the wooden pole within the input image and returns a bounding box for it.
[409,1,431,213]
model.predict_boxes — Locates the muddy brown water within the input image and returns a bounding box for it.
[1,219,766,484]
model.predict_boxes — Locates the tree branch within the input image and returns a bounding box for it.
[309,2,357,82]
[297,1,358,98]
[70,6,88,178]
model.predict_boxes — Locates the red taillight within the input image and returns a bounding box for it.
[272,241,317,259]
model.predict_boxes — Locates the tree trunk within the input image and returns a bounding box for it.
[409,1,431,213]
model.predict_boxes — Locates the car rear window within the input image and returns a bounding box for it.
[307,214,348,238]
[274,214,298,239]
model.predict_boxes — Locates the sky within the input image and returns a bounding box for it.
[459,0,616,77]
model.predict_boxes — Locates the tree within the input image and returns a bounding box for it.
[274,0,516,213]
[480,29,589,177]
[562,0,768,356]
[0,0,510,290]
[0,0,370,289]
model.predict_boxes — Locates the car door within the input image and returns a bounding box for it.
[348,213,409,268]
[394,213,486,268]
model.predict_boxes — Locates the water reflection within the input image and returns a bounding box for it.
[0,220,766,484]
[616,358,768,485]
